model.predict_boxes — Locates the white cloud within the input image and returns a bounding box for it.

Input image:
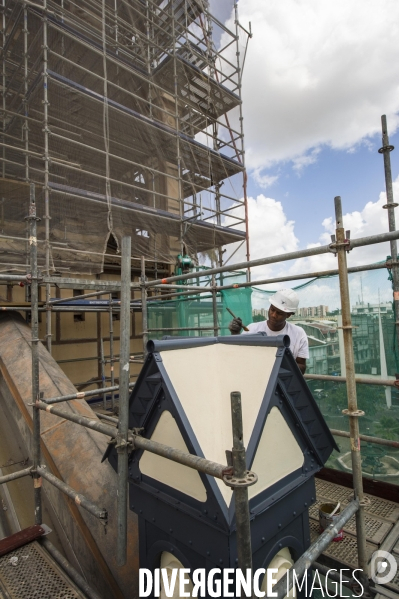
[223,194,298,279]
[224,177,399,293]
[319,175,399,264]
[282,181,397,277]
[292,148,321,172]
[252,170,278,189]
[221,0,399,173]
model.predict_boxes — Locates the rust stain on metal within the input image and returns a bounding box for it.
[71,399,98,418]
[350,437,360,451]
[33,477,42,488]
[0,314,139,598]
[0,356,34,434]
[39,432,127,599]
[0,525,45,557]
[0,324,128,599]
[34,418,65,437]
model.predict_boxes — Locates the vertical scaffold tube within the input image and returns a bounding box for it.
[212,275,218,337]
[28,183,42,525]
[100,338,106,410]
[230,391,253,595]
[117,236,131,566]
[141,256,148,359]
[380,115,399,366]
[43,0,52,354]
[1,0,5,181]
[234,2,251,281]
[334,196,369,589]
[23,3,30,302]
[109,293,115,411]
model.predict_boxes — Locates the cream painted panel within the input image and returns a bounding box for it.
[161,344,277,505]
[262,547,295,598]
[249,407,304,499]
[160,552,193,599]
[140,410,207,502]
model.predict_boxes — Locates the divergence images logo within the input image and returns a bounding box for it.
[370,551,398,585]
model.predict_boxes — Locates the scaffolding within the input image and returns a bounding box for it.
[0,0,398,590]
[0,0,249,279]
[2,187,399,596]
[0,184,258,597]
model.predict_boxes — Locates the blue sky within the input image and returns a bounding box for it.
[248,140,399,245]
[208,0,399,285]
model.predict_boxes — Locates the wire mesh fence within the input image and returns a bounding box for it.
[147,262,399,483]
[0,0,247,274]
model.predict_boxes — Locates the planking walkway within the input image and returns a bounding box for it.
[1,478,399,598]
[314,478,399,596]
[0,541,88,599]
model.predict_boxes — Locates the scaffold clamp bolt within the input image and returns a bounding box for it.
[378,144,394,153]
[342,409,365,417]
[222,469,258,488]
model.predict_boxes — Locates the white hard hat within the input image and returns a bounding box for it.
[269,288,299,313]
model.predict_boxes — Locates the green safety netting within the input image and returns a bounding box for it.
[147,260,399,483]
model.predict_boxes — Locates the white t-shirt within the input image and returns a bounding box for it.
[242,320,309,360]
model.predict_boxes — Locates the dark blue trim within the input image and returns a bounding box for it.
[147,333,289,353]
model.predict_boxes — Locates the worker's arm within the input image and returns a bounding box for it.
[296,357,306,374]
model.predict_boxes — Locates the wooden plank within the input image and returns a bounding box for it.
[316,467,399,503]
[0,525,45,557]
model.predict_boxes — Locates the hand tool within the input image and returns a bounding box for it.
[226,307,249,332]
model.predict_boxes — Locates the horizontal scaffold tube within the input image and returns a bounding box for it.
[36,402,232,481]
[0,274,29,282]
[96,413,118,425]
[49,290,113,304]
[43,276,124,291]
[0,467,32,485]
[273,500,360,599]
[147,229,399,286]
[146,327,217,332]
[36,467,107,520]
[218,260,398,291]
[330,429,399,449]
[305,373,396,386]
[41,383,134,405]
[16,259,393,303]
[135,261,396,302]
[36,401,117,437]
[131,435,229,480]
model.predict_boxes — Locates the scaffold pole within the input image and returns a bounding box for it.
[335,196,369,591]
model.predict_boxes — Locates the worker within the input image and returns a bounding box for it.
[228,288,309,374]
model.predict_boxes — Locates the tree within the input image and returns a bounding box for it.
[374,416,399,441]
[253,314,266,322]
[356,384,384,418]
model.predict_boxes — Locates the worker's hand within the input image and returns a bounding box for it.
[228,317,242,335]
